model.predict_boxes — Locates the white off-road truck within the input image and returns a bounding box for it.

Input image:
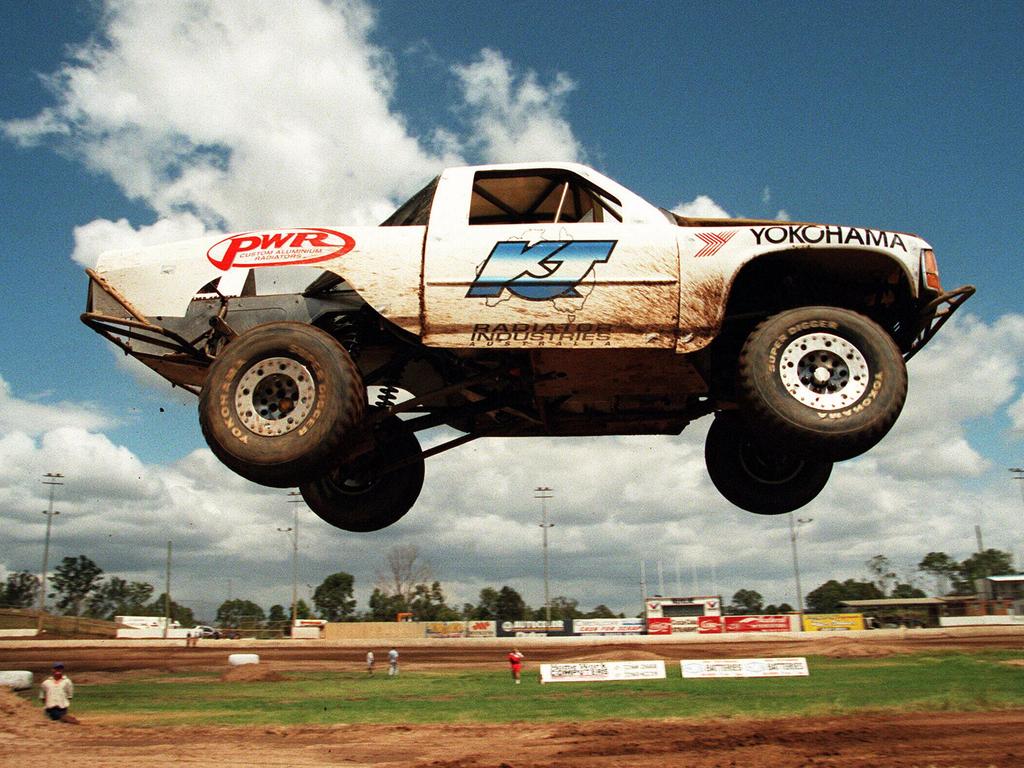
[83,162,973,530]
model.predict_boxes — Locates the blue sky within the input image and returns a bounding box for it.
[1,0,1021,619]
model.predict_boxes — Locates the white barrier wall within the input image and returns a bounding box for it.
[940,615,1024,627]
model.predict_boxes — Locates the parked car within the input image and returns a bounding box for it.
[83,161,972,530]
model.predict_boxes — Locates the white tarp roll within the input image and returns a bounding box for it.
[227,654,260,666]
[539,660,666,684]
[0,671,34,690]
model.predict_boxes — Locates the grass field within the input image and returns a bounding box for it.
[70,651,1024,727]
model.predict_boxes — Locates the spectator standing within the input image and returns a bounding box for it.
[388,648,399,676]
[508,648,525,684]
[39,663,78,723]
[366,650,375,676]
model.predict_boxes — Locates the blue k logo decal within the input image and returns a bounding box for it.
[466,240,616,301]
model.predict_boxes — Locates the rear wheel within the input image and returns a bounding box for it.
[705,413,832,515]
[738,306,907,461]
[199,322,365,488]
[300,415,425,532]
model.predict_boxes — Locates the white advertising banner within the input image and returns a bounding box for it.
[540,660,666,684]
[680,657,809,679]
[572,618,645,635]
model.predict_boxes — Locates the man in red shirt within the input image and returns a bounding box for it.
[507,648,524,684]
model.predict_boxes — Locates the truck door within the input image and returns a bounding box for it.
[423,167,678,349]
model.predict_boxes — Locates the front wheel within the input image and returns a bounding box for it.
[299,415,425,532]
[198,322,365,488]
[705,413,833,515]
[738,306,907,462]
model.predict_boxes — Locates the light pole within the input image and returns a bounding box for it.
[788,513,813,617]
[37,473,64,633]
[279,492,303,630]
[1010,468,1024,507]
[535,486,554,625]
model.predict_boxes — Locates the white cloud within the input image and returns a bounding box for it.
[671,195,731,219]
[0,376,115,437]
[1009,393,1024,433]
[72,214,210,267]
[453,48,581,163]
[4,0,441,229]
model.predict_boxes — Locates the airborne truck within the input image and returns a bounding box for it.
[82,162,973,531]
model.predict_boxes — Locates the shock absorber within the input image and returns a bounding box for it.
[330,313,361,360]
[374,358,409,409]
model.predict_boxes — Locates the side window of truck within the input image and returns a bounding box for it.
[469,170,622,225]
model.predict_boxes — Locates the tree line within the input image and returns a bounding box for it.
[724,549,1019,616]
[3,545,1015,626]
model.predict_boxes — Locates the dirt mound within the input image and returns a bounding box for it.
[219,665,285,682]
[0,687,38,720]
[572,650,665,662]
[0,687,55,738]
[812,637,896,658]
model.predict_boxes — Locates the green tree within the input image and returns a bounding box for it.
[891,583,926,599]
[533,596,581,621]
[50,555,104,616]
[583,604,619,619]
[494,586,527,623]
[313,571,357,621]
[367,588,407,621]
[866,555,897,596]
[291,599,312,620]
[955,549,1017,593]
[471,587,500,620]
[409,580,459,621]
[147,593,195,626]
[918,552,960,595]
[1,571,40,608]
[85,577,154,620]
[763,603,795,614]
[805,579,883,613]
[267,604,288,626]
[216,599,265,628]
[728,589,765,615]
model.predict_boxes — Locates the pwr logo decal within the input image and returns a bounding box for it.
[207,228,355,270]
[694,231,735,258]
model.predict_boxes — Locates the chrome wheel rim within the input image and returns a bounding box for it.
[778,332,869,411]
[235,357,315,435]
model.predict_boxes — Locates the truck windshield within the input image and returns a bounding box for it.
[380,176,439,226]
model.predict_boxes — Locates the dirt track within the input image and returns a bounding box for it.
[3,630,1024,767]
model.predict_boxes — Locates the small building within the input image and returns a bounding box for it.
[840,597,945,628]
[975,575,1024,603]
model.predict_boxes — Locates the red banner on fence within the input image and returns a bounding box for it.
[723,615,793,633]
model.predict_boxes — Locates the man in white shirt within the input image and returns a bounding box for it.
[387,648,399,676]
[39,662,78,723]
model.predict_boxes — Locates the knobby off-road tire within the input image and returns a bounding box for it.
[705,413,833,515]
[738,306,907,462]
[199,322,365,488]
[300,415,425,532]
